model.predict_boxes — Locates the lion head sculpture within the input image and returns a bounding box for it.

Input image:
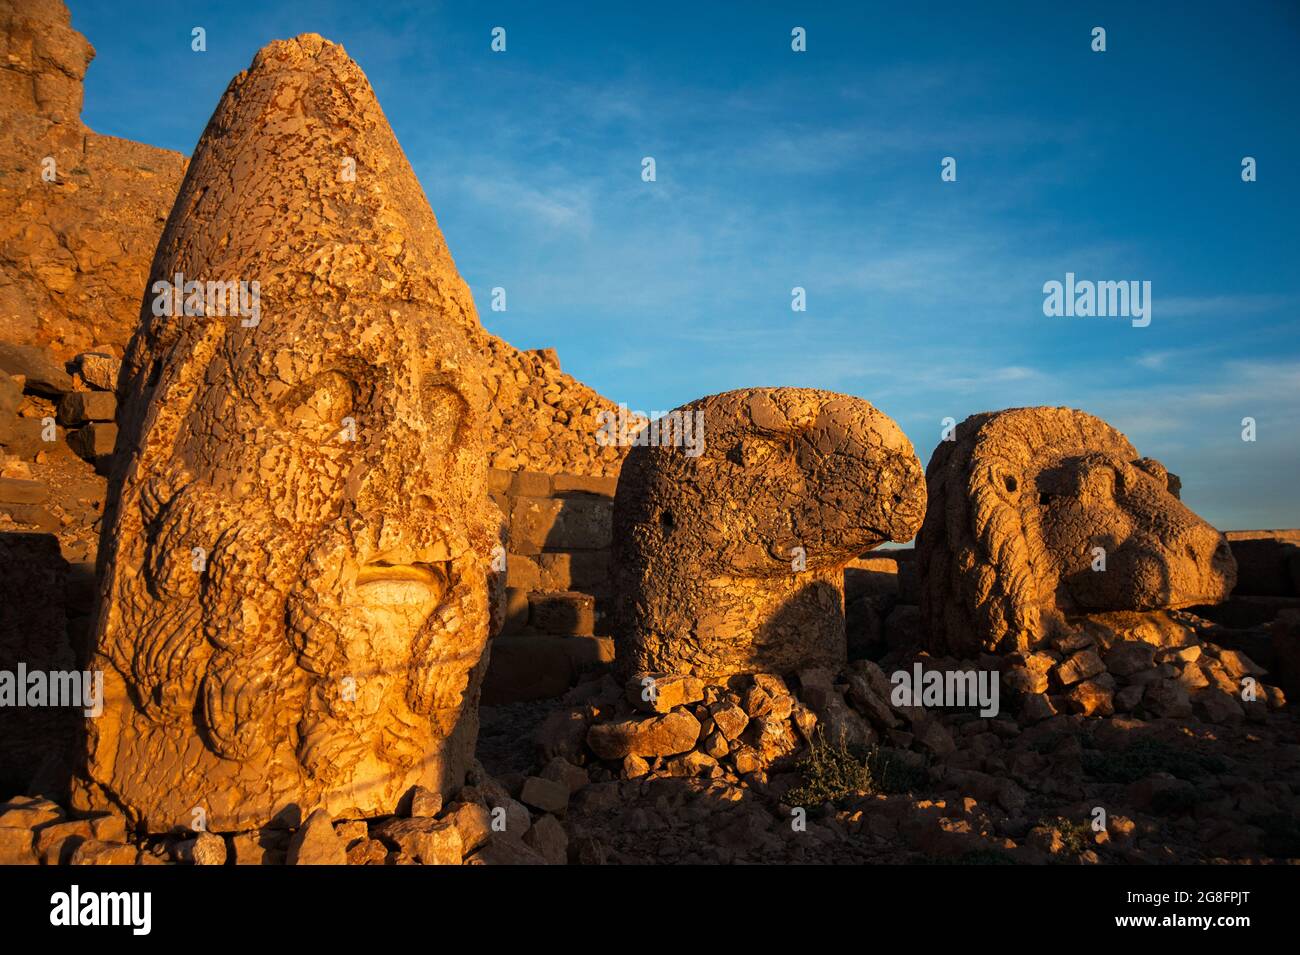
[916,407,1236,657]
[73,36,495,833]
[613,388,925,678]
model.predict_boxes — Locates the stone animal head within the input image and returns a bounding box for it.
[614,388,925,677]
[76,35,494,832]
[916,407,1236,657]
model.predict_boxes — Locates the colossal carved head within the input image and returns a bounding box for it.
[75,35,494,832]
[916,407,1236,657]
[614,388,925,678]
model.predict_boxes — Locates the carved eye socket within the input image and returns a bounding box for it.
[424,383,467,447]
[281,370,356,430]
[1082,464,1117,501]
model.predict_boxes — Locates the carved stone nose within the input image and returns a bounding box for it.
[1175,524,1237,603]
[1185,526,1231,567]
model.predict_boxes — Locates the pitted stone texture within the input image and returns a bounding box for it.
[916,407,1236,658]
[476,336,628,477]
[613,388,925,679]
[75,35,496,833]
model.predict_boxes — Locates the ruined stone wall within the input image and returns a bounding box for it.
[475,341,626,476]
[491,466,616,625]
[481,466,618,703]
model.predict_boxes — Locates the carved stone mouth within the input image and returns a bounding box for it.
[354,560,451,611]
[357,561,445,585]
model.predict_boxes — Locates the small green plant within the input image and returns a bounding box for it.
[786,730,873,806]
[1040,816,1093,855]
[1083,738,1227,783]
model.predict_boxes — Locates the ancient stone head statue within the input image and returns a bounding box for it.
[74,35,495,832]
[916,407,1236,657]
[614,388,925,679]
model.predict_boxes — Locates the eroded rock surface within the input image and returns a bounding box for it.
[0,0,188,357]
[613,388,925,678]
[75,34,496,832]
[916,407,1236,657]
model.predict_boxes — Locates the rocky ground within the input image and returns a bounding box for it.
[4,616,1296,866]
[4,553,1299,866]
[0,766,567,865]
[477,618,1300,865]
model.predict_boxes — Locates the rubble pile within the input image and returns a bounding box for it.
[0,764,565,865]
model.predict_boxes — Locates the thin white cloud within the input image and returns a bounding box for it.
[1157,294,1296,317]
[457,172,595,234]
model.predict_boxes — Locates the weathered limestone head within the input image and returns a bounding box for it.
[614,388,925,679]
[74,35,495,832]
[916,407,1236,657]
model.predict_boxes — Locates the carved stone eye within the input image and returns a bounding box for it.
[282,370,355,429]
[1082,464,1117,501]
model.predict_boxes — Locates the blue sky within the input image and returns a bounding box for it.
[71,1,1299,529]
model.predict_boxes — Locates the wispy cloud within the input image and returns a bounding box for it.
[458,171,595,234]
[1157,294,1297,318]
